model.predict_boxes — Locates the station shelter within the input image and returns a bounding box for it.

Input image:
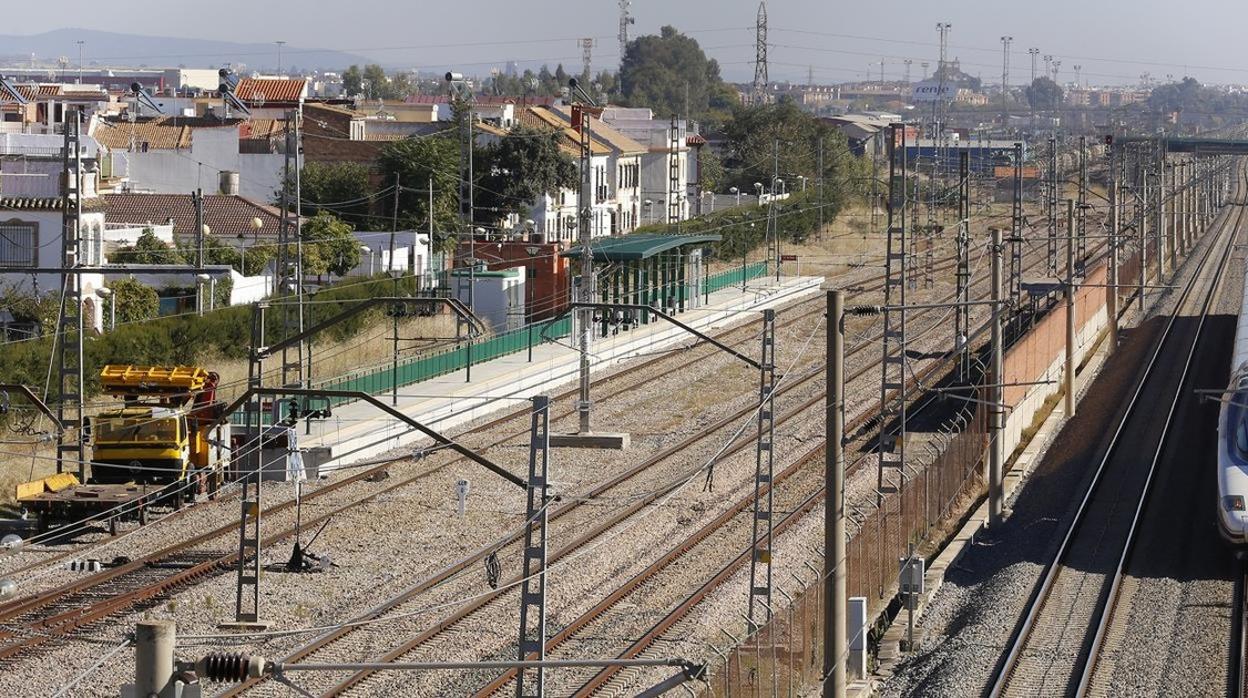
[562,233,722,336]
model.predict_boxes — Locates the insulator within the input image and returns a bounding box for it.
[198,652,254,683]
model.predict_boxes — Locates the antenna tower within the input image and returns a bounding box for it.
[579,38,594,78]
[618,0,634,69]
[753,2,768,105]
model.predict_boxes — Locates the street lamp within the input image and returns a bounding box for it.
[795,175,807,192]
[774,178,786,196]
[244,217,263,276]
[360,245,373,275]
[753,182,764,203]
[95,287,114,332]
[196,273,211,315]
[730,186,740,206]
[644,198,654,224]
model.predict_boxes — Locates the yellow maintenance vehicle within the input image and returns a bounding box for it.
[16,365,231,531]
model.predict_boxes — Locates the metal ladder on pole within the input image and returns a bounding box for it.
[56,110,86,481]
[747,308,776,633]
[955,150,971,381]
[1009,142,1024,304]
[517,395,551,698]
[878,125,908,505]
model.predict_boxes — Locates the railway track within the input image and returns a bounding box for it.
[215,237,1112,696]
[0,196,1108,677]
[987,169,1245,697]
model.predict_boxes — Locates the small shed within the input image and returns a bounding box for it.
[563,233,722,333]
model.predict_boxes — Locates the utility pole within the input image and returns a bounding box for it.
[988,227,1004,527]
[769,139,780,281]
[1155,144,1164,280]
[1076,137,1087,275]
[1138,148,1148,312]
[824,290,846,698]
[234,302,266,626]
[1064,199,1076,417]
[56,107,86,481]
[1009,142,1023,305]
[1000,36,1012,124]
[1047,136,1058,275]
[1108,143,1120,348]
[748,309,777,633]
[194,188,205,315]
[516,395,552,698]
[390,172,401,406]
[878,123,907,524]
[955,150,971,381]
[818,137,825,237]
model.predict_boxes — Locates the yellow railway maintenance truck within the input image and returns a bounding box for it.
[17,365,231,532]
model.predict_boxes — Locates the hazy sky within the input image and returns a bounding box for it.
[7,0,1248,86]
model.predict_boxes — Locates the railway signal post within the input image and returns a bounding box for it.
[989,227,1005,527]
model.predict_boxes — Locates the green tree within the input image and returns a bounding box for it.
[1026,77,1064,110]
[278,161,374,228]
[476,126,578,224]
[300,212,361,279]
[111,278,159,324]
[342,65,363,97]
[378,136,462,247]
[0,284,59,333]
[618,26,737,123]
[113,228,184,265]
[721,101,864,206]
[698,148,725,193]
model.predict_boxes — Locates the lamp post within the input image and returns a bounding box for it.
[360,245,373,275]
[644,198,654,224]
[95,287,114,332]
[196,273,210,316]
[730,186,740,206]
[246,216,263,276]
[753,181,764,204]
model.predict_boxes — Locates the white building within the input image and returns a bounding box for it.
[352,230,438,287]
[599,107,692,223]
[452,266,525,332]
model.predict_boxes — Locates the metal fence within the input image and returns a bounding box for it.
[701,406,988,697]
[230,262,774,424]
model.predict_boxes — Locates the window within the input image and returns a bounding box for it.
[0,222,37,268]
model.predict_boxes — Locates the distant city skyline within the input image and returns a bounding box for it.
[5,0,1248,87]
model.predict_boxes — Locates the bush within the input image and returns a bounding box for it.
[0,274,426,401]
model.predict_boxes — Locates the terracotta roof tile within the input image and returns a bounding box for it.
[101,193,287,240]
[95,118,194,151]
[234,78,307,104]
[517,106,610,157]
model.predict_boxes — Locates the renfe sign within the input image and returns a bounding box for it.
[911,81,955,102]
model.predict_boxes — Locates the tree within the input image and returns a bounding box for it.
[113,228,184,265]
[300,212,361,279]
[342,65,363,97]
[279,161,374,228]
[476,126,578,224]
[378,136,462,247]
[1026,77,1064,110]
[721,101,864,205]
[177,235,242,273]
[618,26,737,123]
[111,278,159,324]
[698,148,725,194]
[0,284,59,333]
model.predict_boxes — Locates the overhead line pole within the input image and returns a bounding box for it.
[824,289,846,698]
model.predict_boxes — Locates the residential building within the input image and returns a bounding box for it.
[599,107,691,224]
[93,115,291,201]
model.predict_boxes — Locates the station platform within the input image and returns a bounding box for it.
[291,274,824,478]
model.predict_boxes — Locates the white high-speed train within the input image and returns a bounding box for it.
[1218,264,1248,546]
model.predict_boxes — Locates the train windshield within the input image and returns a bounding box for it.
[1233,389,1248,461]
[96,417,179,444]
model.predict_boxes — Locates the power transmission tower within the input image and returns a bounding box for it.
[753,2,768,105]
[904,59,912,84]
[747,309,776,633]
[617,0,634,69]
[56,107,85,481]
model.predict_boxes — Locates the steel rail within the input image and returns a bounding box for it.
[988,163,1243,698]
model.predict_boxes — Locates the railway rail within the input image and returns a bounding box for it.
[988,166,1245,697]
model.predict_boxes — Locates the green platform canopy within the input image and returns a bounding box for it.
[562,233,723,262]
